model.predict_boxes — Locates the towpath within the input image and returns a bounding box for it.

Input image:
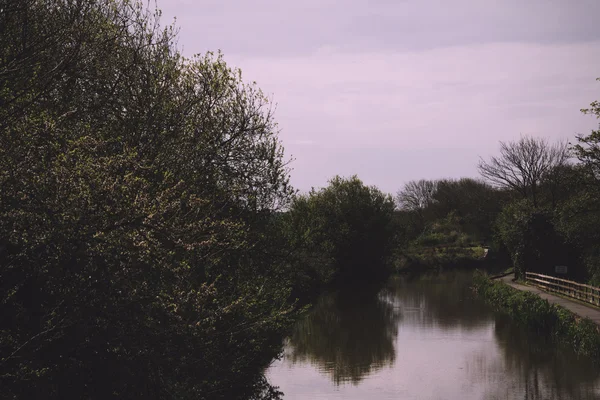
[496,275,600,326]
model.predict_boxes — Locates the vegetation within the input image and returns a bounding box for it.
[395,100,600,282]
[283,175,397,292]
[0,3,400,397]
[0,1,296,399]
[396,211,487,272]
[473,273,600,362]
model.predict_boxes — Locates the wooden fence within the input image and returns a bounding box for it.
[525,272,600,307]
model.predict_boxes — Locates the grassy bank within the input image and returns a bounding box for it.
[395,245,485,272]
[393,213,495,274]
[472,272,600,362]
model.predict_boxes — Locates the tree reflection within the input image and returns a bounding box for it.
[482,315,600,399]
[285,288,401,385]
[381,271,492,330]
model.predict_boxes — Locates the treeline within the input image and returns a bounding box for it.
[0,2,398,399]
[396,124,600,283]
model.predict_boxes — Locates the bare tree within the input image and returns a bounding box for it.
[478,136,569,207]
[396,179,438,223]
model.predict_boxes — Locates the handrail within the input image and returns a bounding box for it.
[524,272,600,307]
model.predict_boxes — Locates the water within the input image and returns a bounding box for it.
[266,271,600,399]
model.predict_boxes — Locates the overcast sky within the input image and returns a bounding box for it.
[159,0,600,194]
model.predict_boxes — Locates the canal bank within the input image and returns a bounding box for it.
[267,271,600,399]
[473,272,600,364]
[498,275,600,325]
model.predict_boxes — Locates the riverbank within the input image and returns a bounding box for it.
[268,270,600,399]
[472,272,600,362]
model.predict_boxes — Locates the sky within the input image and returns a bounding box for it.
[158,0,600,194]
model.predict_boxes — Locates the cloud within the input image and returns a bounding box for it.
[231,41,600,145]
[160,0,600,56]
[228,41,600,192]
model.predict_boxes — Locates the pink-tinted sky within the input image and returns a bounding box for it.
[159,0,600,194]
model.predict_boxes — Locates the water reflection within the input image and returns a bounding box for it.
[285,288,401,385]
[269,271,600,399]
[474,314,600,400]
[382,272,492,331]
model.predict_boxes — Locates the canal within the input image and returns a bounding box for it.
[266,271,600,399]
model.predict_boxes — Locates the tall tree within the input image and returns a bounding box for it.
[478,136,569,207]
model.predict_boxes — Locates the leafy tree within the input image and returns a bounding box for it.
[574,81,600,182]
[555,87,600,283]
[494,201,583,281]
[285,176,396,285]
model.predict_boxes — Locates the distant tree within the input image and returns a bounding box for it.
[432,178,504,241]
[286,176,396,284]
[478,136,570,207]
[396,179,437,225]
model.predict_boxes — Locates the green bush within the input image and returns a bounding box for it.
[284,176,396,286]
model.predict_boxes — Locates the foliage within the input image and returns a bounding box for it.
[553,171,600,284]
[473,273,600,362]
[559,88,600,283]
[0,1,295,399]
[575,81,600,180]
[285,176,397,286]
[395,177,506,245]
[431,178,505,241]
[493,200,585,280]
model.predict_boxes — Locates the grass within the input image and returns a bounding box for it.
[473,271,600,362]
